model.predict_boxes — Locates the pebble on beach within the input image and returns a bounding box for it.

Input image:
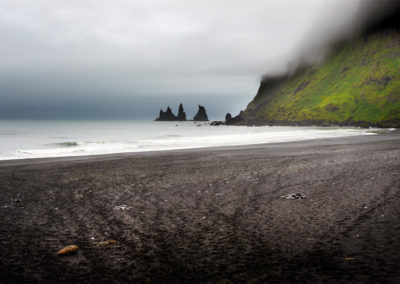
[97,240,119,247]
[282,193,306,200]
[57,245,79,256]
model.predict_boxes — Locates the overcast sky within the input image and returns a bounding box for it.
[0,0,361,119]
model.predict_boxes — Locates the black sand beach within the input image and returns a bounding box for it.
[0,132,400,283]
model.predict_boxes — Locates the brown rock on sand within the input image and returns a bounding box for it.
[57,245,78,256]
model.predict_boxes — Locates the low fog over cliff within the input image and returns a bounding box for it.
[229,0,400,128]
[281,0,400,76]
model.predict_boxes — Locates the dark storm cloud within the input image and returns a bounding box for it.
[0,0,374,119]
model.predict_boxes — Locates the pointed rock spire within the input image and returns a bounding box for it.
[177,104,187,121]
[193,105,209,121]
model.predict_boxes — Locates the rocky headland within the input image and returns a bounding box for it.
[221,2,400,128]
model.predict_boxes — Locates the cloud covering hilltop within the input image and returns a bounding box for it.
[0,0,376,119]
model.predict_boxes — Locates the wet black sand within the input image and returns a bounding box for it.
[0,133,400,283]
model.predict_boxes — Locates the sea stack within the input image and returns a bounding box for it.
[225,112,244,125]
[155,106,177,121]
[225,113,232,124]
[193,105,209,121]
[176,104,187,121]
[155,104,187,121]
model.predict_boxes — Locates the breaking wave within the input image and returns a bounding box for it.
[0,121,387,160]
[51,142,82,147]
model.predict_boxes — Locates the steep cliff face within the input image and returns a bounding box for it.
[235,8,400,128]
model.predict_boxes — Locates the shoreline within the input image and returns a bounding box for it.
[1,132,400,282]
[0,121,386,163]
[0,130,396,167]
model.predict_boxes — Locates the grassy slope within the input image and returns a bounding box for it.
[244,30,400,125]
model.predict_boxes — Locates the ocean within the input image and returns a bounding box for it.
[0,120,381,160]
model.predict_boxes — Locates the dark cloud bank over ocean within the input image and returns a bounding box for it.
[0,0,398,120]
[0,96,232,120]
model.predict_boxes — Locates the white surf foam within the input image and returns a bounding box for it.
[0,121,383,160]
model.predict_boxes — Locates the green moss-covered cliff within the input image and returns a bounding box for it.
[234,27,400,128]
